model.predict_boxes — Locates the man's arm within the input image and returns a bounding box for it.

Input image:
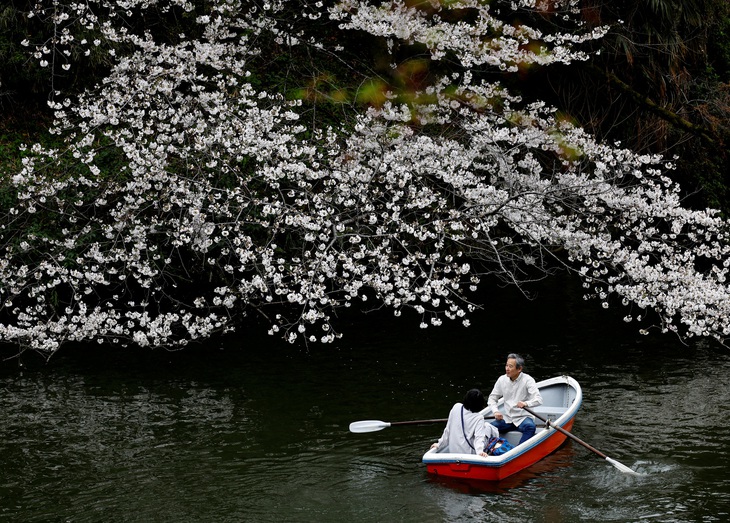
[524,377,543,408]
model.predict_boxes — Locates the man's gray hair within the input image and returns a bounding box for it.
[507,353,525,369]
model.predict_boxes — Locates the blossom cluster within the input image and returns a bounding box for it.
[4,0,730,353]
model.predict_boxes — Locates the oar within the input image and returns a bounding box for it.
[522,406,642,476]
[349,415,496,434]
[349,418,447,433]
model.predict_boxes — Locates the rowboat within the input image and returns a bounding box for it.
[422,375,582,481]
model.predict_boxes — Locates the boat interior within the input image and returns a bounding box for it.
[499,405,568,447]
[494,383,577,448]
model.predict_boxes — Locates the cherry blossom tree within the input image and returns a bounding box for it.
[3,0,730,354]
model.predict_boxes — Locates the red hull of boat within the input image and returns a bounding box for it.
[425,418,575,481]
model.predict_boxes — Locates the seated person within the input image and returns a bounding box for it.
[430,388,498,456]
[488,353,543,445]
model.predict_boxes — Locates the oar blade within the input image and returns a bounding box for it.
[606,457,643,476]
[349,420,390,433]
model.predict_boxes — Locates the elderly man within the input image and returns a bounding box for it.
[487,353,543,445]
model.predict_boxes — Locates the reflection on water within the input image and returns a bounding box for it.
[1,278,730,522]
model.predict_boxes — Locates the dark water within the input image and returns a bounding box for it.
[1,278,729,522]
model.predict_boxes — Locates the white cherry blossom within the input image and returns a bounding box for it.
[3,0,730,354]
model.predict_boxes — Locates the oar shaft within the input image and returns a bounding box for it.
[386,414,495,427]
[389,418,448,426]
[525,405,642,476]
[523,406,607,459]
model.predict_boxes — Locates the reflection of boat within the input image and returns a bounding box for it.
[422,375,581,481]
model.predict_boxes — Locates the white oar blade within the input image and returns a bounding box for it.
[606,457,643,476]
[349,420,391,433]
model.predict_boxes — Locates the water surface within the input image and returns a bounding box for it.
[1,279,728,522]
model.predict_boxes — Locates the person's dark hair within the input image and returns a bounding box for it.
[462,388,485,413]
[507,353,524,370]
